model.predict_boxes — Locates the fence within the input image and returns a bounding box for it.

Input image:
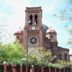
[0,64,71,72]
[0,65,3,72]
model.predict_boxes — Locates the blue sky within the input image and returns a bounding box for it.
[0,0,72,54]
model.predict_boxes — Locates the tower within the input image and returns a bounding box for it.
[46,28,57,43]
[46,28,58,55]
[23,7,44,49]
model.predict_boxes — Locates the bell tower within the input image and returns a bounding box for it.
[23,7,44,48]
[25,7,42,27]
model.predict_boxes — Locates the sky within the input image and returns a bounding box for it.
[0,0,72,54]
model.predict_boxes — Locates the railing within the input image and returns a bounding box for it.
[0,64,71,72]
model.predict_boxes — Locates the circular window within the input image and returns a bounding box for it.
[30,37,37,44]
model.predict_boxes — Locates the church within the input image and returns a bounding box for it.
[14,7,69,61]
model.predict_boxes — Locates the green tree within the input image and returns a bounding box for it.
[28,48,52,66]
[0,42,25,64]
[0,42,70,68]
[37,47,53,66]
[0,42,53,65]
[0,42,5,63]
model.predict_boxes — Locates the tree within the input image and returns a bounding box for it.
[0,42,71,68]
[0,41,25,64]
[23,47,53,66]
[37,47,53,66]
[0,42,53,65]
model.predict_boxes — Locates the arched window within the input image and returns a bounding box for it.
[29,15,33,25]
[34,15,38,25]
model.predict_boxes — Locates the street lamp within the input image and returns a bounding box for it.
[26,48,28,72]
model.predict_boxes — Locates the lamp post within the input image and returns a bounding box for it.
[25,46,28,72]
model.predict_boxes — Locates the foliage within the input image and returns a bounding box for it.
[0,42,25,64]
[0,43,53,65]
[0,42,71,68]
[37,48,53,66]
[57,60,71,68]
[48,60,71,69]
[28,53,38,65]
[26,47,53,66]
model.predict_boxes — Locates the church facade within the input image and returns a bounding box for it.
[14,7,69,61]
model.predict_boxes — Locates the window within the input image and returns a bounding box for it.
[29,15,33,25]
[64,54,67,61]
[30,37,37,44]
[50,35,53,39]
[59,54,62,60]
[34,15,38,25]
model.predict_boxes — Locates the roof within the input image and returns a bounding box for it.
[25,7,42,12]
[14,31,23,35]
[58,47,69,51]
[26,6,41,10]
[69,54,72,56]
[46,27,57,34]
